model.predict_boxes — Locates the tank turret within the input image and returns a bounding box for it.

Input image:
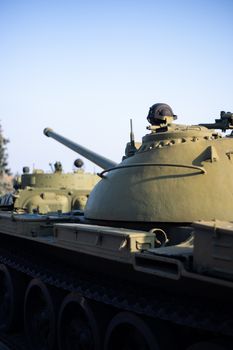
[44,103,233,225]
[0,160,99,214]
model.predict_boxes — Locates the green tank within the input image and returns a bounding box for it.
[0,159,99,213]
[0,103,232,350]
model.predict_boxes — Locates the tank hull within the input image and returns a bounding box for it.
[0,212,232,349]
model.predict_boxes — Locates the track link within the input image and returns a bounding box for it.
[0,332,27,350]
[0,248,232,339]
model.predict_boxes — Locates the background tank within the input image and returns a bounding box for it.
[44,105,233,225]
[0,159,99,213]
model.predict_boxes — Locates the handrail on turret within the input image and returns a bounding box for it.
[44,128,117,170]
[98,163,207,178]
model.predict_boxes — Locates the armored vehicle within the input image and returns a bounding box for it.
[0,160,99,213]
[0,103,233,350]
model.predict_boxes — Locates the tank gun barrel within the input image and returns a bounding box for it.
[44,128,117,170]
[199,111,233,132]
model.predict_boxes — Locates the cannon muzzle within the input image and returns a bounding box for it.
[44,128,117,170]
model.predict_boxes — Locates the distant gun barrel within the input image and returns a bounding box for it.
[44,128,117,170]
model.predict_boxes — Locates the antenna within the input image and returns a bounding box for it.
[123,118,137,158]
[130,119,135,148]
[49,163,54,172]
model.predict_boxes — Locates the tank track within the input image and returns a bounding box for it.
[0,332,27,350]
[0,247,232,339]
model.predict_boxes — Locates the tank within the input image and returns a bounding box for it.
[0,103,232,350]
[0,159,99,213]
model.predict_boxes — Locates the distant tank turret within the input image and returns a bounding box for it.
[0,160,99,214]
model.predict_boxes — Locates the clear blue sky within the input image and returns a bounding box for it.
[0,0,232,174]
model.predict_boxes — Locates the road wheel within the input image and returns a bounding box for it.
[104,312,160,350]
[58,292,100,350]
[24,278,56,350]
[0,264,26,331]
